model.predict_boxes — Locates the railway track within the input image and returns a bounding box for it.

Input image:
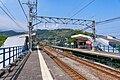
[46,46,120,80]
[43,47,87,80]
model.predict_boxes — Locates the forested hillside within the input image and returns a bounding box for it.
[0,30,25,46]
[0,30,24,36]
[36,29,92,46]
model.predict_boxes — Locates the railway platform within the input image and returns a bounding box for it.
[17,48,42,80]
[52,46,120,59]
[0,46,72,80]
[1,46,120,80]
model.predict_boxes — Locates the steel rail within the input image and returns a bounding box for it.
[43,47,87,80]
[50,46,120,79]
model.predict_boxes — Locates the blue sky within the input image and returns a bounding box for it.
[0,0,120,38]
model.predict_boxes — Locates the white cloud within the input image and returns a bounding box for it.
[0,15,28,32]
[47,23,59,29]
[35,23,85,30]
[35,23,60,30]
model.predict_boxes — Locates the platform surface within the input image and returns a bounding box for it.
[16,47,72,80]
[17,50,42,80]
[53,46,120,59]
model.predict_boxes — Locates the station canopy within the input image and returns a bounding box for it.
[71,34,93,42]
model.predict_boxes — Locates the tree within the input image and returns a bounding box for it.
[0,35,8,46]
[116,44,120,53]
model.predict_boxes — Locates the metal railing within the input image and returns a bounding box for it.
[0,46,23,68]
[98,44,117,53]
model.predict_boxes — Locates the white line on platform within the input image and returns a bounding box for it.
[37,46,53,80]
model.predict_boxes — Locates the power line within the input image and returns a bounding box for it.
[17,0,28,22]
[98,31,120,34]
[70,0,95,18]
[96,17,120,25]
[35,0,38,15]
[118,0,120,3]
[96,17,120,36]
[65,0,86,17]
[0,6,26,31]
[34,0,38,30]
[0,0,26,31]
[0,0,16,20]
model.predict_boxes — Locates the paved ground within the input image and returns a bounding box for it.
[17,47,72,80]
[17,50,42,80]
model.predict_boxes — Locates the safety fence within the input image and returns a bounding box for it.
[98,44,118,53]
[0,46,23,69]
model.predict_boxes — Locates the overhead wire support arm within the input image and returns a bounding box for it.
[57,18,66,24]
[32,17,42,26]
[35,16,94,25]
[51,18,58,23]
[82,24,93,31]
[35,16,97,51]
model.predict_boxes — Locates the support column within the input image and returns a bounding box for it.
[92,21,96,51]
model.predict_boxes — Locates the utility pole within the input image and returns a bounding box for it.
[92,21,96,42]
[24,1,36,52]
[92,21,96,51]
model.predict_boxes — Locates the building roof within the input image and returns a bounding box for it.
[97,35,120,46]
[1,35,26,48]
[71,34,93,42]
[100,36,120,44]
[1,33,36,48]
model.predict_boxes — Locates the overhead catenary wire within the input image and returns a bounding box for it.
[17,0,28,22]
[0,6,26,31]
[70,0,95,18]
[34,0,38,20]
[65,0,86,17]
[35,0,38,15]
[96,17,120,25]
[0,0,16,20]
[97,32,120,38]
[98,30,120,34]
[0,0,27,32]
[96,17,120,38]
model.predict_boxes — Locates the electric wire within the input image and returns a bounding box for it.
[0,0,16,20]
[98,30,120,34]
[96,17,120,25]
[0,6,26,31]
[35,0,38,22]
[0,0,27,31]
[96,17,120,38]
[65,0,86,17]
[17,0,28,22]
[70,0,95,18]
[35,0,38,15]
[35,0,38,30]
[96,1,120,25]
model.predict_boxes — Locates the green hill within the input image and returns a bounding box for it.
[0,30,25,36]
[36,29,92,46]
[0,30,25,46]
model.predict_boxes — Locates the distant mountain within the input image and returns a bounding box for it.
[0,30,25,36]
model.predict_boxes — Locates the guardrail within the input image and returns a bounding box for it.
[98,44,117,53]
[0,46,23,69]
